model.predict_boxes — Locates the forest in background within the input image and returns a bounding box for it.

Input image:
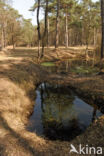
[0,0,103,58]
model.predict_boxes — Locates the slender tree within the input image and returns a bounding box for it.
[65,7,68,48]
[41,0,49,58]
[37,0,41,59]
[47,17,49,48]
[55,0,60,48]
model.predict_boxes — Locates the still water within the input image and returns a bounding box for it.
[27,83,103,141]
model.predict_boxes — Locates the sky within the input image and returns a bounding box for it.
[12,0,37,25]
[12,0,99,26]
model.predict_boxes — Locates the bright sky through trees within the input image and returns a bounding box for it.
[13,0,99,25]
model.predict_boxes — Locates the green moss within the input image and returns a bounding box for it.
[70,66,99,75]
[41,62,56,67]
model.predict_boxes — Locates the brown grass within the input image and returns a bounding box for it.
[0,46,104,155]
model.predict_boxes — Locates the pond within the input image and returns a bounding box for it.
[40,60,99,75]
[27,83,103,141]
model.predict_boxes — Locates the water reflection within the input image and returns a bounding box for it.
[41,59,99,75]
[27,83,103,141]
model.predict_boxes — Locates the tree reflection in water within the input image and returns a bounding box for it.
[38,83,101,140]
[27,83,103,141]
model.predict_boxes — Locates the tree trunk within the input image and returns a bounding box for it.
[47,17,49,48]
[1,23,6,49]
[101,0,104,59]
[55,0,60,49]
[81,26,84,46]
[65,8,68,48]
[12,35,15,50]
[1,27,4,49]
[3,22,7,48]
[37,0,41,59]
[94,27,96,46]
[38,40,41,59]
[3,27,6,48]
[41,0,48,58]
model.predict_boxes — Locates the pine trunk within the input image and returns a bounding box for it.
[94,27,96,46]
[47,17,49,48]
[37,0,41,59]
[65,9,68,48]
[55,0,60,49]
[1,27,4,49]
[41,0,48,58]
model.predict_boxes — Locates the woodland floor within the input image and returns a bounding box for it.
[0,46,104,156]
